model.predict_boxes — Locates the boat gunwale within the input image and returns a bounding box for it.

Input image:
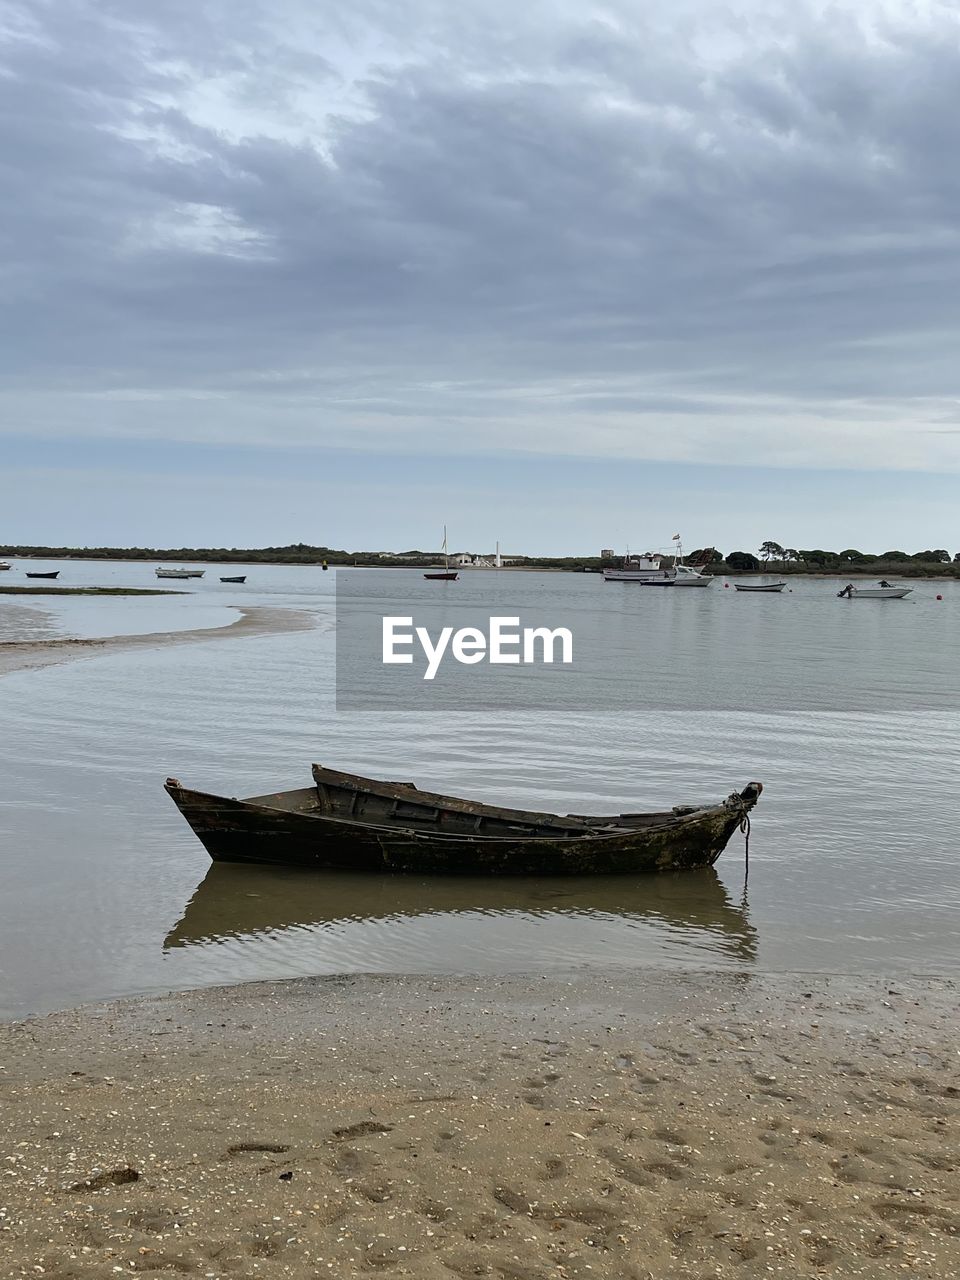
[165,778,761,847]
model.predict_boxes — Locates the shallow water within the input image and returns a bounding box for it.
[0,561,958,1018]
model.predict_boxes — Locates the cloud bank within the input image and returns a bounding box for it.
[2,0,960,472]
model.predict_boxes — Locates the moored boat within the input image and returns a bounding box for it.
[0,561,11,570]
[837,582,912,599]
[164,767,762,875]
[672,563,713,587]
[424,525,459,581]
[25,570,59,579]
[156,567,205,579]
[734,582,786,593]
[603,537,713,586]
[219,575,246,583]
[603,555,674,584]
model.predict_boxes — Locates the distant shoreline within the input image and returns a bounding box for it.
[2,552,958,580]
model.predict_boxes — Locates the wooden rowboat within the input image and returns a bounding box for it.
[25,570,59,579]
[164,767,761,875]
[734,582,786,592]
[219,575,246,583]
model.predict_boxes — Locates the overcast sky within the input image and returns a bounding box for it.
[2,0,959,554]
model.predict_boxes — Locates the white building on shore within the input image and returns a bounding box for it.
[450,550,519,567]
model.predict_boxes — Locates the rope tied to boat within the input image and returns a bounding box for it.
[730,793,752,873]
[739,807,751,857]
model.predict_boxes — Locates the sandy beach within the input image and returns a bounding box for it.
[0,970,956,1278]
[0,606,318,679]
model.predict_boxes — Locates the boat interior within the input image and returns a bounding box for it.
[230,769,713,839]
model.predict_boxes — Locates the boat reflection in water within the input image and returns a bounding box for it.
[164,863,757,973]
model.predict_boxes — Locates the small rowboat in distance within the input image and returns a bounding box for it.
[734,581,786,592]
[164,767,762,875]
[25,570,59,579]
[156,567,205,579]
[0,561,11,570]
[220,575,246,583]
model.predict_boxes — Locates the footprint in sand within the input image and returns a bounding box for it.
[538,1156,566,1181]
[69,1166,139,1192]
[355,1178,393,1203]
[126,1207,180,1234]
[492,1184,532,1214]
[331,1120,393,1140]
[652,1127,688,1146]
[644,1159,687,1181]
[599,1147,655,1189]
[828,1155,878,1184]
[418,1197,454,1222]
[331,1146,380,1177]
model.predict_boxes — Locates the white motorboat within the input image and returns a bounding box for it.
[837,582,912,599]
[156,567,206,579]
[672,563,713,587]
[0,561,11,570]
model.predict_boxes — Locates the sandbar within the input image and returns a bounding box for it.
[0,606,318,679]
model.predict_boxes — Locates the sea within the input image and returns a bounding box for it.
[0,558,957,1020]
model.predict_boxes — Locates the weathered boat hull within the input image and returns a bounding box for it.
[25,571,59,579]
[734,582,786,592]
[219,575,246,583]
[164,774,761,875]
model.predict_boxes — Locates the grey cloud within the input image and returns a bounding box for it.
[2,0,960,470]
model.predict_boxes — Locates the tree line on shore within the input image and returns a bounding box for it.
[714,543,958,575]
[1,541,958,576]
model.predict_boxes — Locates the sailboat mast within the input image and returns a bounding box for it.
[443,525,448,571]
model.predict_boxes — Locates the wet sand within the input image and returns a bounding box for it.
[0,606,318,679]
[0,970,956,1278]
